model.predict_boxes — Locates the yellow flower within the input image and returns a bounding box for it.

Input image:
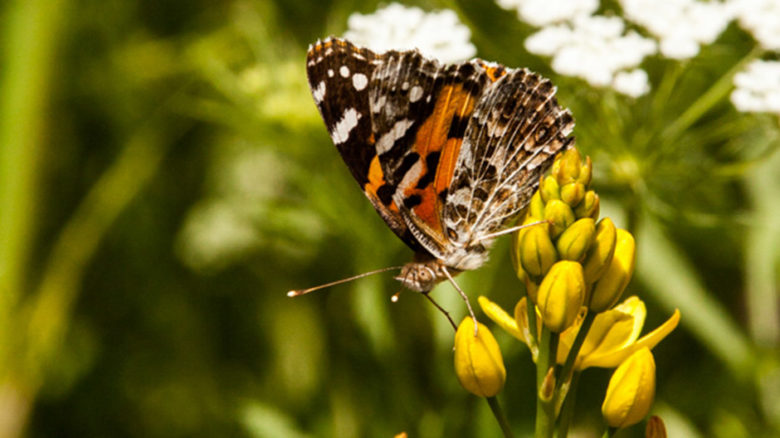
[479,295,680,370]
[602,348,656,428]
[558,296,680,370]
[454,317,506,397]
[536,261,586,332]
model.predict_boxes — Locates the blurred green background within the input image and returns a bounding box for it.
[1,0,778,437]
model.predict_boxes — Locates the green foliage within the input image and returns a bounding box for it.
[0,0,778,437]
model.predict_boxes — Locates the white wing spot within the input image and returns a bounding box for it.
[312,81,326,103]
[376,119,415,154]
[331,108,361,144]
[352,73,368,91]
[339,65,350,77]
[409,85,424,103]
[327,69,334,77]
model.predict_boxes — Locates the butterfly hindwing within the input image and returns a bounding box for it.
[442,69,575,267]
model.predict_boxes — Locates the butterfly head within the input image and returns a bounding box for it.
[395,259,454,292]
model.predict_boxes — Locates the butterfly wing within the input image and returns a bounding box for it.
[306,38,421,250]
[366,53,501,260]
[442,68,575,269]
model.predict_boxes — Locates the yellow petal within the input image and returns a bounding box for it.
[536,261,585,332]
[581,308,680,369]
[479,296,524,342]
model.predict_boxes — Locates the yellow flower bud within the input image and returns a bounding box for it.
[554,148,583,185]
[574,190,600,219]
[590,229,635,312]
[582,218,617,284]
[519,223,558,278]
[577,156,593,186]
[536,261,586,332]
[540,175,561,202]
[602,348,656,429]
[556,218,596,262]
[540,366,556,402]
[454,318,506,397]
[544,199,575,238]
[645,416,667,438]
[560,182,585,206]
[528,191,545,220]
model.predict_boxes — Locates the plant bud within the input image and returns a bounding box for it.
[540,175,561,203]
[454,318,506,397]
[544,199,575,238]
[536,261,586,332]
[556,218,596,262]
[554,148,583,185]
[560,182,585,206]
[602,348,656,429]
[519,223,558,278]
[574,190,600,219]
[577,156,593,186]
[645,416,667,438]
[582,218,617,284]
[528,191,545,220]
[590,229,635,312]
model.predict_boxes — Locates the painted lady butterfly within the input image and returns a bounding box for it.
[292,37,574,310]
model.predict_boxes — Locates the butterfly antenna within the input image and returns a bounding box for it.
[391,289,403,302]
[287,266,404,297]
[442,266,479,335]
[477,220,549,242]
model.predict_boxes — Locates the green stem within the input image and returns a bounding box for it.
[535,327,555,438]
[527,298,539,356]
[557,312,596,398]
[661,46,763,143]
[603,426,617,438]
[487,396,515,438]
[555,371,581,438]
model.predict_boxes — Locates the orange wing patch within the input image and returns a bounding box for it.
[399,83,478,237]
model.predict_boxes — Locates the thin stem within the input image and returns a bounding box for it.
[535,327,555,438]
[555,371,581,438]
[526,298,538,352]
[557,312,596,399]
[487,396,515,438]
[661,46,763,143]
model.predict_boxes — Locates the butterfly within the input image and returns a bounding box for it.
[292,37,574,315]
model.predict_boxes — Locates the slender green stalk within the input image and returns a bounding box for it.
[527,297,538,354]
[557,312,596,398]
[535,327,555,438]
[662,46,763,143]
[555,371,581,438]
[487,396,515,438]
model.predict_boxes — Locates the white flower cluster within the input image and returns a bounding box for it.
[731,59,780,114]
[343,3,476,63]
[495,0,599,27]
[620,0,734,59]
[731,0,780,51]
[525,15,656,97]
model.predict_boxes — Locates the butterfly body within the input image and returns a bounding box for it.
[306,37,574,293]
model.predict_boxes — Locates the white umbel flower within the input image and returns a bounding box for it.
[612,69,651,98]
[343,3,476,63]
[731,0,780,51]
[731,59,780,114]
[525,15,656,94]
[621,0,734,59]
[496,0,599,26]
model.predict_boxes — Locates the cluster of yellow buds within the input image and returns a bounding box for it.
[466,148,680,436]
[514,148,635,330]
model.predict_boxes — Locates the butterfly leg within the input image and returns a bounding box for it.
[442,266,479,335]
[421,291,457,330]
